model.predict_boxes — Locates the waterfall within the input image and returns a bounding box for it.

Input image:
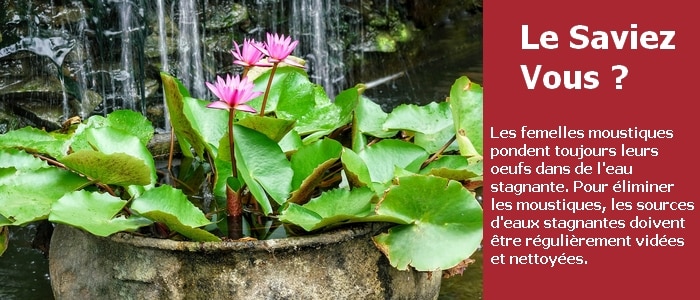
[290,0,345,97]
[118,1,136,110]
[0,0,391,129]
[177,0,206,99]
[156,0,171,131]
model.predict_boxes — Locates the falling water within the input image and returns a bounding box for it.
[117,1,137,110]
[156,0,171,131]
[70,1,94,119]
[290,0,346,97]
[177,0,206,98]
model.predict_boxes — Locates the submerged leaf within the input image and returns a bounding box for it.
[0,226,8,256]
[373,175,483,271]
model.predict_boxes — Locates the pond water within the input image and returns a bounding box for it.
[0,12,482,300]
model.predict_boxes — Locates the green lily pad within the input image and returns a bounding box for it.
[0,126,70,159]
[160,72,209,159]
[49,190,153,236]
[246,66,309,115]
[340,147,372,188]
[357,139,428,184]
[288,139,343,204]
[420,155,483,181]
[238,115,296,142]
[233,124,293,213]
[0,148,49,170]
[102,110,154,146]
[80,127,157,187]
[355,96,397,139]
[384,101,454,135]
[181,96,229,158]
[130,185,220,242]
[279,187,375,231]
[0,167,89,226]
[373,175,483,271]
[449,76,483,158]
[60,150,152,186]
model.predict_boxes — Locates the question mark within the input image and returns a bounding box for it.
[611,65,629,90]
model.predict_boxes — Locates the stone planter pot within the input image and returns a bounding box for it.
[49,223,441,300]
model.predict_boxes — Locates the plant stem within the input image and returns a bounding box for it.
[228,109,237,177]
[421,135,457,169]
[259,62,279,116]
[227,186,243,239]
[226,108,243,239]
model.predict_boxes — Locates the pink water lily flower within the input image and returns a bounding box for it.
[232,38,272,67]
[254,32,304,68]
[205,74,261,113]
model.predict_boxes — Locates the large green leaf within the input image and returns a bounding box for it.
[245,66,309,115]
[413,128,460,154]
[181,96,229,158]
[76,127,157,187]
[49,190,153,236]
[279,187,375,231]
[357,139,428,184]
[373,175,483,271]
[233,124,293,212]
[340,147,372,188]
[355,96,397,139]
[420,155,483,181]
[287,139,343,204]
[384,101,454,135]
[60,150,152,186]
[260,68,354,142]
[0,148,49,170]
[102,110,154,146]
[0,126,70,159]
[383,101,457,153]
[0,167,89,226]
[238,115,296,142]
[160,72,208,159]
[449,76,483,158]
[130,185,220,242]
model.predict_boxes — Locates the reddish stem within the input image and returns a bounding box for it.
[259,62,279,116]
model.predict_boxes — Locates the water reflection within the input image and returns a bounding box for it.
[0,224,53,300]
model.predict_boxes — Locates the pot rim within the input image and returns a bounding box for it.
[95,222,393,252]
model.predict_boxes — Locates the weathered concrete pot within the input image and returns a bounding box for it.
[49,223,441,300]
